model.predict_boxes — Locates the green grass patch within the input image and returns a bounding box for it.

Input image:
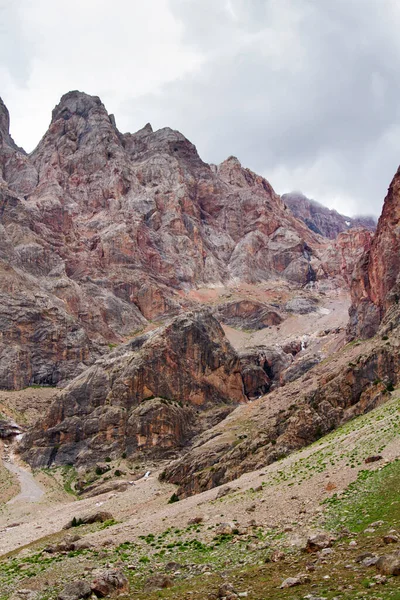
[323,458,400,532]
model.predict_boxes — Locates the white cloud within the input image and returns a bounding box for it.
[2,0,400,216]
[1,0,202,150]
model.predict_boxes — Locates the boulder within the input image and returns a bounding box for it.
[58,581,91,600]
[376,551,400,576]
[144,574,174,590]
[90,569,128,597]
[63,511,113,529]
[305,533,334,553]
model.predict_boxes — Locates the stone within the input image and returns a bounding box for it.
[144,574,174,590]
[363,556,379,567]
[376,552,400,576]
[285,298,318,314]
[216,523,234,536]
[165,562,183,572]
[305,533,334,553]
[187,516,203,524]
[355,552,374,563]
[63,511,114,529]
[90,569,128,597]
[270,550,285,562]
[383,532,399,544]
[218,583,238,598]
[280,573,310,588]
[365,455,383,463]
[370,520,384,527]
[216,487,233,499]
[58,581,91,600]
[214,300,282,331]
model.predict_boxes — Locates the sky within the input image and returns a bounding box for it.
[2,0,400,217]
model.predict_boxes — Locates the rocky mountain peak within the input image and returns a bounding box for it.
[50,90,108,124]
[283,191,376,239]
[0,90,355,390]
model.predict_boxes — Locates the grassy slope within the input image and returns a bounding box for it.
[1,391,399,599]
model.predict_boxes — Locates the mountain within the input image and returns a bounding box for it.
[283,191,376,239]
[2,89,390,475]
[0,91,331,390]
[348,165,400,338]
[2,91,400,600]
[161,174,400,497]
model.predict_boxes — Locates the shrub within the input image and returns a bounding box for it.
[168,493,180,504]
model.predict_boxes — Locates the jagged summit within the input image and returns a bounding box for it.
[0,90,364,390]
[283,191,376,239]
[50,90,107,122]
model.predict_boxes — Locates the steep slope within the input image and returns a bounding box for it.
[0,91,329,389]
[162,315,400,497]
[160,166,400,497]
[318,227,373,285]
[20,311,246,468]
[348,165,400,338]
[283,191,376,239]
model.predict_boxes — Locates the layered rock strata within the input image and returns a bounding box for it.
[20,311,246,467]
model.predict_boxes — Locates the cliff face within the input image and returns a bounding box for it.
[283,192,376,239]
[348,166,400,339]
[318,228,374,286]
[162,322,400,498]
[20,311,246,467]
[0,91,328,389]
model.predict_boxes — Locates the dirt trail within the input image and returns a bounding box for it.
[3,451,44,505]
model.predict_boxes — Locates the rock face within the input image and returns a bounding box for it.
[348,166,400,338]
[214,300,282,331]
[283,192,376,239]
[162,317,400,497]
[318,228,373,286]
[0,91,329,389]
[20,311,246,467]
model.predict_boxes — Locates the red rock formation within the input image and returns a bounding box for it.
[20,311,246,467]
[348,166,400,338]
[0,91,327,388]
[162,330,400,498]
[318,228,373,285]
[214,300,282,331]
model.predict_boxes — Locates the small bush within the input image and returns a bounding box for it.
[105,457,111,463]
[168,493,180,504]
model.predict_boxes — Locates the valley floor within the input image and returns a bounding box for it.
[0,389,399,599]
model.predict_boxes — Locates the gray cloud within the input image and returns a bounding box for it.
[3,0,400,216]
[120,0,400,217]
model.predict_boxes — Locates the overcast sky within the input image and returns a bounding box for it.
[2,0,400,217]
